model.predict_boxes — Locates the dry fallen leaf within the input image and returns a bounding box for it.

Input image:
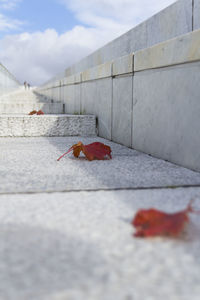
[28,110,44,115]
[37,110,44,115]
[132,200,200,238]
[29,110,37,115]
[57,141,112,161]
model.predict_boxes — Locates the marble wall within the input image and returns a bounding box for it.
[0,63,20,96]
[37,2,200,171]
[65,0,193,76]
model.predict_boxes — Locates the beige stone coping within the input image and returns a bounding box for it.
[82,61,112,82]
[62,73,82,85]
[113,54,134,76]
[51,80,61,88]
[134,29,200,71]
[39,28,200,89]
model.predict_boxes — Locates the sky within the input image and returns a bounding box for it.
[0,0,175,86]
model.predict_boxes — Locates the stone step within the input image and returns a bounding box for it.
[1,137,200,300]
[0,99,51,103]
[0,98,59,104]
[0,114,96,137]
[0,102,64,114]
[0,91,51,103]
[0,97,51,103]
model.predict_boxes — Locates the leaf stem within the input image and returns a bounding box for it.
[57,147,73,161]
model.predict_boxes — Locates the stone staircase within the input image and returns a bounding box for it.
[1,0,200,298]
[0,88,96,137]
[0,88,63,114]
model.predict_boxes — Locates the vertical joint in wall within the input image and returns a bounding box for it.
[131,54,134,149]
[59,81,61,102]
[111,62,114,141]
[192,0,194,30]
[80,73,82,115]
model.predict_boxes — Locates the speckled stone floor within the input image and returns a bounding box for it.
[0,136,200,300]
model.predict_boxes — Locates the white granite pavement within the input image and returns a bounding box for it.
[0,136,200,300]
[1,137,200,194]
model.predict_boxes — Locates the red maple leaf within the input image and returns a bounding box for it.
[36,110,44,115]
[132,200,200,238]
[57,141,112,161]
[28,110,44,115]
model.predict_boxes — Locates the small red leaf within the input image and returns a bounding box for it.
[28,110,44,115]
[132,200,200,238]
[57,141,112,161]
[37,110,44,115]
[82,142,112,161]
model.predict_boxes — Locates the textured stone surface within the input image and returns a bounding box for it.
[82,62,112,82]
[0,63,20,96]
[52,80,60,88]
[146,0,192,47]
[112,76,132,147]
[194,0,200,30]
[65,21,147,77]
[46,89,52,100]
[33,1,198,172]
[95,79,112,139]
[60,85,64,102]
[82,79,112,140]
[64,0,192,76]
[0,102,64,114]
[0,137,200,194]
[0,115,96,137]
[113,54,134,76]
[132,61,200,172]
[1,134,200,299]
[64,73,82,85]
[52,87,60,102]
[64,84,81,114]
[38,89,51,100]
[81,81,96,115]
[0,187,200,299]
[0,90,50,103]
[135,29,200,71]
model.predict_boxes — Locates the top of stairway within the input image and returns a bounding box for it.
[0,88,53,104]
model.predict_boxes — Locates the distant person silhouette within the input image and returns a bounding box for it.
[24,81,27,90]
[27,83,30,90]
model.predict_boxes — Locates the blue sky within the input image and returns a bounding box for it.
[0,0,175,85]
[0,0,80,37]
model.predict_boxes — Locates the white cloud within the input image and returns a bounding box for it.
[0,26,119,85]
[0,0,23,31]
[60,0,175,28]
[0,13,23,30]
[0,0,21,10]
[0,0,176,85]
